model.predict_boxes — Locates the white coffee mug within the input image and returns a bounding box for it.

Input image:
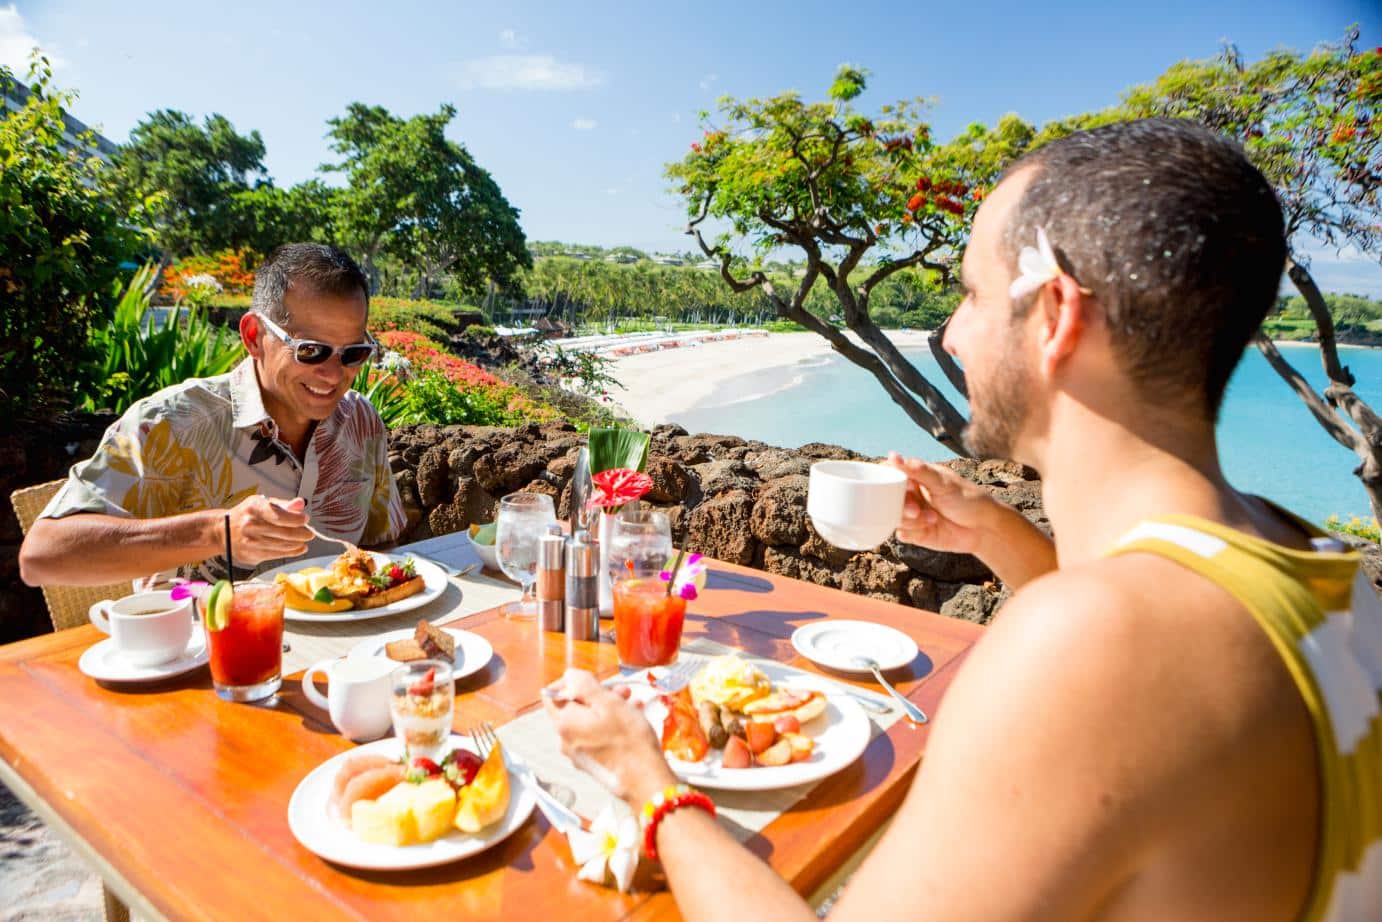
[807,460,909,551]
[88,590,193,667]
[303,657,394,742]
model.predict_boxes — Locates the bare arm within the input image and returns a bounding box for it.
[19,495,314,586]
[549,570,1179,922]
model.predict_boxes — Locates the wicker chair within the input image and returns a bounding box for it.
[10,481,130,631]
[9,480,136,922]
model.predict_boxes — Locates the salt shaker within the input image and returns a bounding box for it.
[565,530,601,643]
[537,525,566,633]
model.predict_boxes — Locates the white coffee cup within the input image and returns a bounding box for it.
[303,657,394,742]
[88,590,194,667]
[807,460,909,551]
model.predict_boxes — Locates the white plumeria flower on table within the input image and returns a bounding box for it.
[567,805,640,892]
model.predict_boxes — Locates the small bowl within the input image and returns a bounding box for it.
[471,539,499,572]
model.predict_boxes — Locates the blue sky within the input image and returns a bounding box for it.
[5,0,1379,294]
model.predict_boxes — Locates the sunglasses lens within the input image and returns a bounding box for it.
[340,345,374,367]
[295,343,332,365]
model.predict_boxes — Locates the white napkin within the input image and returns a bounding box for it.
[397,532,485,576]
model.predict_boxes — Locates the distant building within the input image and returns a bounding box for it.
[652,255,684,266]
[2,77,119,162]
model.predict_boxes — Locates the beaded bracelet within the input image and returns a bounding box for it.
[640,783,716,862]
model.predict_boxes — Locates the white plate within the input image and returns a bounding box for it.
[78,633,209,684]
[617,663,870,792]
[791,620,919,674]
[287,734,536,871]
[347,627,494,683]
[256,554,448,623]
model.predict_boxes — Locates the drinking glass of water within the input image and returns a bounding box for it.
[496,492,557,620]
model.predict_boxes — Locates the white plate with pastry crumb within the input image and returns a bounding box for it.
[348,627,493,682]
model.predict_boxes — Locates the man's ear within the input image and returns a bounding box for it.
[1036,274,1088,378]
[240,312,262,359]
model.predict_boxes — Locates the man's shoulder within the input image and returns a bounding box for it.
[119,372,235,431]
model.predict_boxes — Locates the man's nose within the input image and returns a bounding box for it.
[941,300,970,358]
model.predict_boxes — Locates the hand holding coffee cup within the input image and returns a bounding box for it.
[806,460,908,550]
[88,590,194,667]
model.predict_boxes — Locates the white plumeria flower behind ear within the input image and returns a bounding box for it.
[568,806,640,892]
[1008,226,1062,299]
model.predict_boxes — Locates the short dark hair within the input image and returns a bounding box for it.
[1003,118,1285,419]
[251,243,370,325]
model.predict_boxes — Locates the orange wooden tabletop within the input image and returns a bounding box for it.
[0,559,982,921]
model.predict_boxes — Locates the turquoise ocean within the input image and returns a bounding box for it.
[673,342,1382,525]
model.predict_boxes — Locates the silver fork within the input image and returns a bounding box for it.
[470,721,585,834]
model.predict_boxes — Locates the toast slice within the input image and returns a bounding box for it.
[351,575,426,610]
[415,620,455,661]
[385,638,427,662]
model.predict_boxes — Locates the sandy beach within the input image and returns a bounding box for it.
[605,330,935,428]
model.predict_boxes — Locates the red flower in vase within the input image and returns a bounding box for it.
[589,468,654,511]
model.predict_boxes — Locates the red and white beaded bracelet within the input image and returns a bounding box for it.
[640,783,716,862]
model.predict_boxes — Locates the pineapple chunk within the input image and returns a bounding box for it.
[411,779,457,843]
[351,783,417,846]
[454,743,511,834]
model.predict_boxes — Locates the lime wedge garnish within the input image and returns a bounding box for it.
[312,586,335,604]
[205,580,233,632]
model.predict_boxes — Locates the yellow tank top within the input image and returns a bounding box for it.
[1109,514,1382,921]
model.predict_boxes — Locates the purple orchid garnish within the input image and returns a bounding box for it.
[169,579,208,601]
[677,584,698,601]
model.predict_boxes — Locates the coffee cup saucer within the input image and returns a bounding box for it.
[78,631,209,684]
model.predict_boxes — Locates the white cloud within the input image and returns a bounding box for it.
[0,4,65,74]
[699,73,717,90]
[498,28,519,49]
[572,117,597,130]
[457,54,602,91]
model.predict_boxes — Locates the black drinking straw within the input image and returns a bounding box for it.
[224,514,233,578]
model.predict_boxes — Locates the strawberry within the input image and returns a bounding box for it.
[411,756,442,776]
[408,667,436,697]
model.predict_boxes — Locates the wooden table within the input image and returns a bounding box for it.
[0,559,982,921]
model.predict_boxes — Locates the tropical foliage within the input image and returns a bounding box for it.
[82,265,245,414]
[0,56,144,424]
[323,103,530,297]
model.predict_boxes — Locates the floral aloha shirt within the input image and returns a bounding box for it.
[41,358,406,582]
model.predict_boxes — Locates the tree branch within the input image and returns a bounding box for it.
[1253,333,1363,450]
[1286,257,1354,386]
[931,313,969,399]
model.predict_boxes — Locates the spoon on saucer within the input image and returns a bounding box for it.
[850,655,928,724]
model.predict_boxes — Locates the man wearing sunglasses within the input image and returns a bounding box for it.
[20,244,406,586]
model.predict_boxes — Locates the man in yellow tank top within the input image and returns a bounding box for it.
[545,119,1381,920]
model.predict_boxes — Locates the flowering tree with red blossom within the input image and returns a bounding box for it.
[665,66,1029,451]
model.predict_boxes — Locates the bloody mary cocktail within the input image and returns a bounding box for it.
[613,577,687,668]
[202,582,284,702]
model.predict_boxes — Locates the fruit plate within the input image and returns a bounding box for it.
[347,627,494,683]
[287,734,536,871]
[614,664,871,792]
[257,554,448,622]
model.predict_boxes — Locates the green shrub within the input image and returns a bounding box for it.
[370,298,474,341]
[81,265,246,413]
[764,319,808,333]
[462,324,497,338]
[1325,514,1381,543]
[0,57,144,423]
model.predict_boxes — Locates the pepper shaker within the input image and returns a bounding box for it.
[565,530,600,643]
[537,525,566,633]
